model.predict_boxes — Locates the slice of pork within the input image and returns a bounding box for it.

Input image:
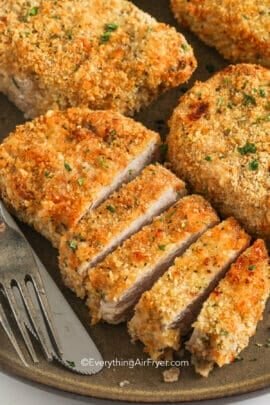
[128,218,251,360]
[86,195,219,324]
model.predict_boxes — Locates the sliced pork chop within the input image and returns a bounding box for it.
[86,195,219,325]
[0,108,160,247]
[59,164,186,298]
[187,239,270,377]
[128,218,251,360]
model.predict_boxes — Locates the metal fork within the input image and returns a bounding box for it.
[0,200,62,366]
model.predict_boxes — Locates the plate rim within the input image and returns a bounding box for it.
[1,352,270,403]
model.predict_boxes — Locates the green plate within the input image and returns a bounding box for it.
[0,1,270,402]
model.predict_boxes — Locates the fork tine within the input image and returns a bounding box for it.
[30,274,63,357]
[2,284,39,363]
[0,299,29,367]
[17,281,54,361]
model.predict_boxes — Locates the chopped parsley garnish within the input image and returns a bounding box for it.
[64,162,72,172]
[248,265,256,271]
[44,170,53,178]
[100,22,118,43]
[100,31,111,43]
[105,23,118,31]
[77,178,85,186]
[66,30,73,40]
[243,93,257,106]
[28,6,39,16]
[181,43,189,52]
[205,155,212,162]
[237,142,257,155]
[259,88,266,97]
[68,240,78,251]
[220,329,229,336]
[106,205,116,213]
[66,360,75,368]
[158,245,166,251]
[248,159,259,171]
[97,156,108,168]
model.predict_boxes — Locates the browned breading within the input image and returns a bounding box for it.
[171,0,270,67]
[86,195,219,324]
[168,64,270,240]
[128,218,251,360]
[59,164,186,298]
[187,239,270,377]
[0,0,197,118]
[0,108,160,247]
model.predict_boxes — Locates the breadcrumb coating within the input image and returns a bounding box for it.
[0,0,197,118]
[168,64,270,240]
[171,0,270,67]
[0,108,160,247]
[128,218,250,360]
[59,164,186,298]
[86,195,218,324]
[187,239,270,377]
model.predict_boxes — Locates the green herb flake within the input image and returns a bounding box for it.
[237,142,257,155]
[105,23,118,31]
[28,6,39,16]
[100,23,118,44]
[248,159,259,171]
[181,43,189,52]
[64,162,72,172]
[205,155,212,162]
[220,329,229,336]
[44,170,53,178]
[97,156,109,168]
[77,178,85,186]
[243,93,257,106]
[100,31,111,43]
[259,88,266,97]
[248,265,256,271]
[68,240,78,252]
[66,30,73,40]
[66,360,76,368]
[158,245,166,251]
[106,205,116,213]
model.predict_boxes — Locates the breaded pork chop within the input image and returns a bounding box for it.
[86,195,218,325]
[0,108,160,247]
[128,218,250,360]
[171,0,270,67]
[0,0,196,118]
[59,164,185,298]
[168,64,270,240]
[187,240,270,377]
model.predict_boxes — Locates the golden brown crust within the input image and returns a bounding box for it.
[128,218,251,360]
[171,0,270,67]
[168,63,270,240]
[0,0,197,117]
[59,164,186,298]
[86,195,219,324]
[187,239,270,376]
[0,108,160,247]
